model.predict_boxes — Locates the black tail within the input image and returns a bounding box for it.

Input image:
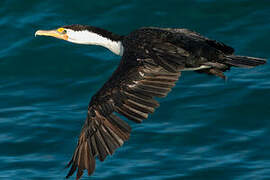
[224,55,267,68]
[197,55,266,79]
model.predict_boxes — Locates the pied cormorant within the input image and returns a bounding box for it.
[35,25,266,179]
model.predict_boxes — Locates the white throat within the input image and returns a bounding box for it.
[66,30,124,56]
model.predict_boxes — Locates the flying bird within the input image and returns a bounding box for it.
[35,25,266,179]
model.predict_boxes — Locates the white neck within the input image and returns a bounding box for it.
[66,30,124,56]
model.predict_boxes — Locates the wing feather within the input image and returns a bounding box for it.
[66,50,182,179]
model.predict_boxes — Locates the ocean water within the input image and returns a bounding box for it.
[0,0,270,179]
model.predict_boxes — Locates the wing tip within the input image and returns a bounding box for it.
[65,155,96,179]
[66,109,132,179]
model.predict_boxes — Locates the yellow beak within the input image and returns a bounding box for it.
[35,29,68,40]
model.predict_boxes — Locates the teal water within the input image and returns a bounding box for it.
[1,0,270,179]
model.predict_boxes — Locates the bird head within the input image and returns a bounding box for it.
[36,25,122,43]
[35,25,124,55]
[35,25,92,44]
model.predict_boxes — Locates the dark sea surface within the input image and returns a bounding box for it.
[0,0,270,179]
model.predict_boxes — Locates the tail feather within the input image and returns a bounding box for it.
[197,55,266,79]
[224,55,267,68]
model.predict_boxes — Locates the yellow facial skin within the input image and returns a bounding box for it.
[35,28,68,40]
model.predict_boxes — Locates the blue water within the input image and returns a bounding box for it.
[1,0,270,179]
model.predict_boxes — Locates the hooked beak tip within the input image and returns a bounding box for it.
[35,30,43,37]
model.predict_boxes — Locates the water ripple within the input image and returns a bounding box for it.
[0,0,270,179]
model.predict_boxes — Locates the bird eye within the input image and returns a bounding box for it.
[57,28,67,34]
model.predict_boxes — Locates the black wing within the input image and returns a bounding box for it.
[157,28,235,55]
[65,26,261,179]
[66,49,183,179]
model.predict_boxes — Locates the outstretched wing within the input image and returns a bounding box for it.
[66,49,183,179]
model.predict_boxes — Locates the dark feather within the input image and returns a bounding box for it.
[103,123,126,145]
[66,163,77,179]
[224,55,266,68]
[103,117,129,141]
[124,91,160,108]
[65,26,266,179]
[115,106,144,123]
[128,85,168,98]
[99,125,118,154]
[136,83,171,94]
[89,136,98,157]
[125,99,155,114]
[109,113,131,133]
[94,132,108,161]
[156,58,178,73]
